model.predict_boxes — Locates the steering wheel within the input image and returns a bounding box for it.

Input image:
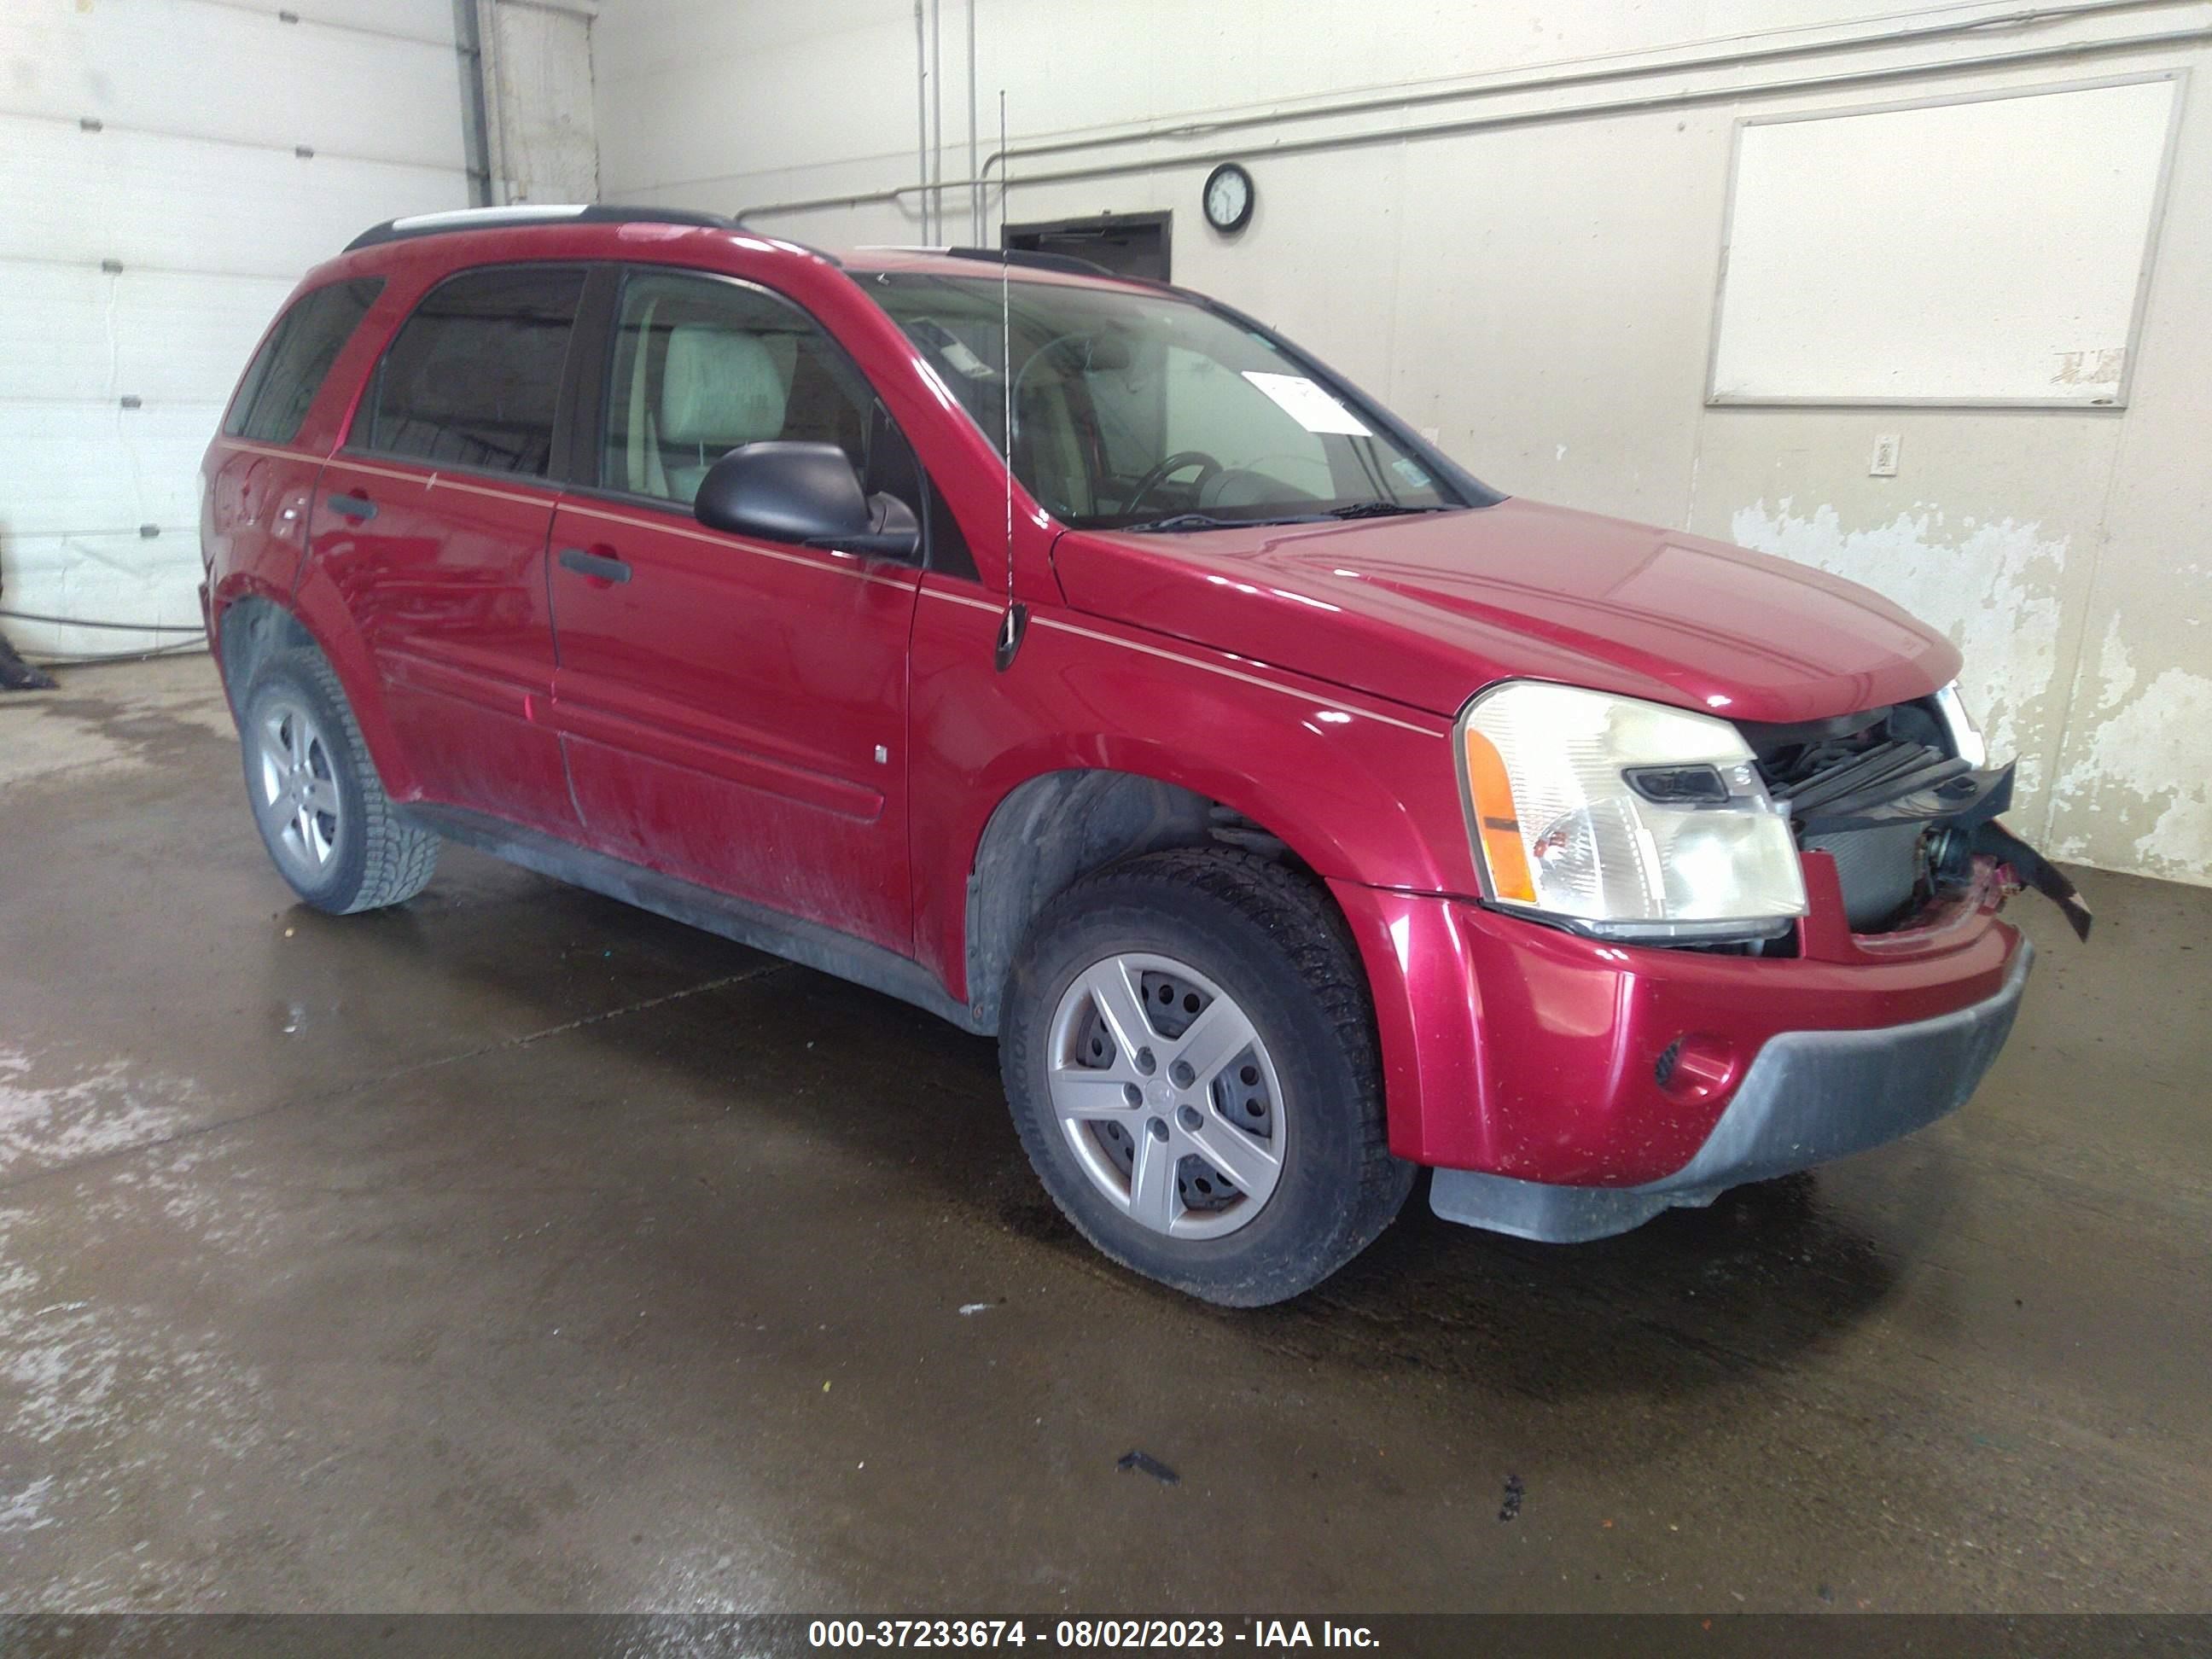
[1121,450,1224,519]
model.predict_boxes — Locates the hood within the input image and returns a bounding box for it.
[1048,497,1960,725]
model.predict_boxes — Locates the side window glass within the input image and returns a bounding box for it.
[364,265,584,475]
[601,272,885,511]
[224,277,383,445]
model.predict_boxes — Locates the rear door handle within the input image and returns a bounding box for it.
[557,546,632,584]
[327,492,377,521]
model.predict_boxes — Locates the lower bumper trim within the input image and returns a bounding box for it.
[1430,940,2034,1243]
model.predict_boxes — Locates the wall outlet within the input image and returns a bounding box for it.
[1869,433,1901,477]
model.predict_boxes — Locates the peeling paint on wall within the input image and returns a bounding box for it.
[2047,617,2212,879]
[1729,500,2067,804]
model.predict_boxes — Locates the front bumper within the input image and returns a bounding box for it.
[1330,855,2029,1186]
[1428,940,2033,1242]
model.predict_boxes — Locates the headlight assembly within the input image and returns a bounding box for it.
[1457,681,1807,941]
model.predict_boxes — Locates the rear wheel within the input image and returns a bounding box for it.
[1000,849,1412,1306]
[240,648,437,914]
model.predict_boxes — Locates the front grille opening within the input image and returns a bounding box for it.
[1738,696,1973,936]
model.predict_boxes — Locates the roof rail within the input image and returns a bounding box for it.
[344,204,732,253]
[940,246,1117,278]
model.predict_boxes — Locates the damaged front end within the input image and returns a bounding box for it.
[1740,692,2093,943]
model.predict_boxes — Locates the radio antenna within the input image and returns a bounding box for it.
[992,88,1027,672]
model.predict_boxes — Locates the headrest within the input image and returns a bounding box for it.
[659,325,787,446]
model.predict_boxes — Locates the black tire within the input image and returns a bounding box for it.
[238,647,438,915]
[999,848,1414,1306]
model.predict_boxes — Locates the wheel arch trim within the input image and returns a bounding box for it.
[210,575,418,800]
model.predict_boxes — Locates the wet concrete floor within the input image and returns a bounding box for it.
[0,657,2205,1612]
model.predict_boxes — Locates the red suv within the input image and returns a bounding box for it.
[201,206,2084,1305]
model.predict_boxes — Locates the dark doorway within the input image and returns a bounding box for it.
[1002,212,1171,281]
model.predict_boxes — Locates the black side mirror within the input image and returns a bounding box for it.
[693,440,921,560]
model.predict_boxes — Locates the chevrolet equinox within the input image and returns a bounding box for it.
[201,205,2087,1305]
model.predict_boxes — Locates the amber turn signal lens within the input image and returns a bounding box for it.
[1462,727,1536,904]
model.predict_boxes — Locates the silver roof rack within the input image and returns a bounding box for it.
[344,204,731,252]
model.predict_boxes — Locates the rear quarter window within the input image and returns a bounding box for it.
[223,277,384,445]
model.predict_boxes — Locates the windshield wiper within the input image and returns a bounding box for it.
[1323,501,1451,520]
[1120,511,1328,534]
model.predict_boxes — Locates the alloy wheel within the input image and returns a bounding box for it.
[252,696,343,884]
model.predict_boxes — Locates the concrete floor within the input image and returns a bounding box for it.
[0,655,2206,1615]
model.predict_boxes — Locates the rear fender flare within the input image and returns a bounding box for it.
[216,565,418,800]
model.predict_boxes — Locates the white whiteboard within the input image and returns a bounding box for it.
[1708,75,2181,407]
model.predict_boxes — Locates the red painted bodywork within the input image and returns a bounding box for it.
[544,496,923,951]
[201,223,2025,1189]
[1052,499,1959,726]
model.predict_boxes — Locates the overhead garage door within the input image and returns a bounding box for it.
[0,0,472,662]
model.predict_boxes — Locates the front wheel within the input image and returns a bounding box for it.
[999,849,1413,1306]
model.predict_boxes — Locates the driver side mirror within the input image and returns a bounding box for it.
[693,440,921,560]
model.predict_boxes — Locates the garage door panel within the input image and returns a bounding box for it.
[0,265,295,405]
[0,3,467,661]
[1,0,463,173]
[290,0,459,43]
[0,405,224,537]
[0,531,207,655]
[0,118,468,277]
[0,0,457,54]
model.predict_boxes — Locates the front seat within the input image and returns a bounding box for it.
[658,324,790,504]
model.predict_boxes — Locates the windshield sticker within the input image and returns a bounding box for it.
[939,337,995,379]
[911,317,998,381]
[1240,372,1372,436]
[1392,457,1432,487]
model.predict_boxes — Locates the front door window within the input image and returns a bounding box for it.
[601,271,891,509]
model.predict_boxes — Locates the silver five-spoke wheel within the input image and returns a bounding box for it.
[252,696,343,883]
[1004,849,1412,1304]
[1046,951,1285,1239]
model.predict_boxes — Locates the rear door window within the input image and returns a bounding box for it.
[224,277,383,445]
[361,265,585,477]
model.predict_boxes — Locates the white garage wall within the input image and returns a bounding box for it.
[0,0,472,661]
[591,0,2212,886]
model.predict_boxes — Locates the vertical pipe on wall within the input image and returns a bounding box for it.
[967,0,981,242]
[930,0,945,246]
[913,0,930,242]
[474,0,515,201]
[451,0,495,206]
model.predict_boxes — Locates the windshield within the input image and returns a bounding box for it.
[861,271,1463,532]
